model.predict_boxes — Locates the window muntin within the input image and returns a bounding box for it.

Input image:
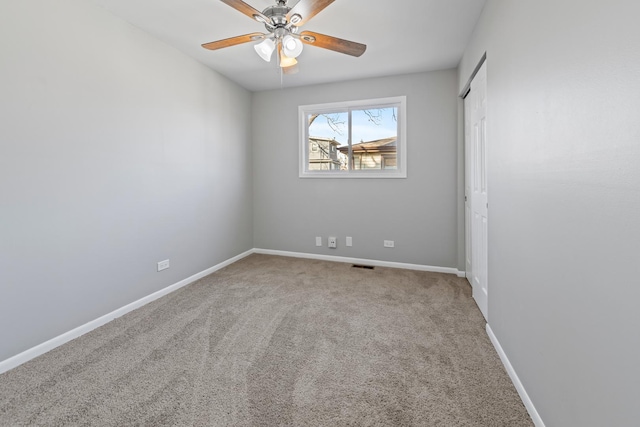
[299,96,407,178]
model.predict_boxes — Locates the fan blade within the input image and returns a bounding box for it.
[299,31,366,57]
[287,0,335,26]
[202,33,266,50]
[220,0,271,24]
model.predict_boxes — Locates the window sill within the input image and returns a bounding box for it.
[299,171,407,179]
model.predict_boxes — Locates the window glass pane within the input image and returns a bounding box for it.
[307,111,348,171]
[351,107,398,170]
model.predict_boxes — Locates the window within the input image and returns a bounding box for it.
[299,96,407,178]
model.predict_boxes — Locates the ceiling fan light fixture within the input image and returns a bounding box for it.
[282,64,299,75]
[282,35,303,58]
[254,38,276,62]
[279,50,298,68]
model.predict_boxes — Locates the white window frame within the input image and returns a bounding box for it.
[299,96,407,178]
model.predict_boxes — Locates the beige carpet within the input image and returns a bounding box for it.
[0,254,532,426]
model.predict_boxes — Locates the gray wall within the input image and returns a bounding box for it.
[459,1,640,425]
[252,71,459,268]
[0,0,253,362]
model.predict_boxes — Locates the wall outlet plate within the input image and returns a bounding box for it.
[157,259,170,271]
[384,240,395,248]
[328,236,337,248]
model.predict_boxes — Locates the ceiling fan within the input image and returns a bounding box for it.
[201,0,366,73]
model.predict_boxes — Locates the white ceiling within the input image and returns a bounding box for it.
[89,0,486,92]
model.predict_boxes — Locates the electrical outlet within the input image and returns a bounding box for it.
[346,236,353,247]
[157,259,170,271]
[315,236,322,247]
[328,236,337,249]
[383,240,395,248]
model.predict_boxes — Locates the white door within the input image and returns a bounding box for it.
[465,62,488,321]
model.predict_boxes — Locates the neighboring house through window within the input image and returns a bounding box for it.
[308,137,346,170]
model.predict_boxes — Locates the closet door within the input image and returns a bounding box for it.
[465,61,488,321]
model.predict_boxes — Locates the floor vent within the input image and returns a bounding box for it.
[352,264,375,270]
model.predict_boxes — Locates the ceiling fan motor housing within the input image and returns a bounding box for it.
[262,4,291,28]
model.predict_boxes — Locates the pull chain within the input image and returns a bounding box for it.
[277,40,284,89]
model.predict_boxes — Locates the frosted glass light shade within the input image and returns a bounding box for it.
[282,35,303,58]
[254,38,275,62]
[279,52,298,68]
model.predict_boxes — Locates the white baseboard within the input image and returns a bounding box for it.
[0,250,254,375]
[253,248,463,276]
[486,324,545,427]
